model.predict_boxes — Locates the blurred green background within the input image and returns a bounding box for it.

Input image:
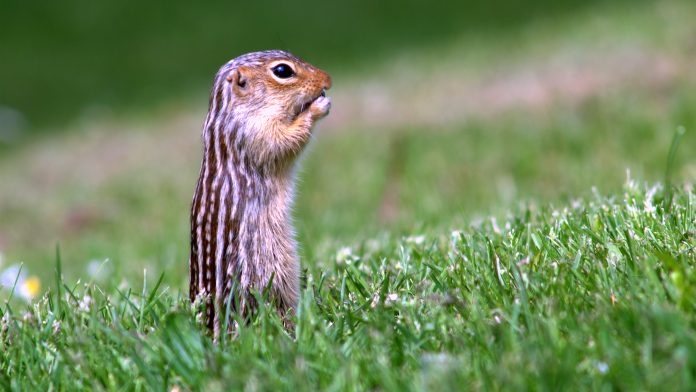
[0,0,694,294]
[1,0,634,132]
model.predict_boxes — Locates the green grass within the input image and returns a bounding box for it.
[2,0,695,287]
[3,86,694,289]
[1,1,695,389]
[1,183,694,390]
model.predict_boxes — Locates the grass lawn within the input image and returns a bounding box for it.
[1,183,694,390]
[0,0,695,390]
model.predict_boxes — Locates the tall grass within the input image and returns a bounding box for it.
[1,183,694,390]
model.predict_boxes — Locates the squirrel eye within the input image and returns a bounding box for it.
[271,63,295,79]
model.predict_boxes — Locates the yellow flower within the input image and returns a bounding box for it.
[21,276,41,300]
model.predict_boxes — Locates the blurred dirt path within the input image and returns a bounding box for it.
[325,46,692,131]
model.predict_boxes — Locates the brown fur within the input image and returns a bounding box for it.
[189,50,331,336]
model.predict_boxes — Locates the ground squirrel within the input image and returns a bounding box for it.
[189,50,331,336]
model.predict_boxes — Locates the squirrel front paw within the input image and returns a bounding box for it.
[309,96,331,120]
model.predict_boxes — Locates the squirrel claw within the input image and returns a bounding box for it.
[310,96,331,119]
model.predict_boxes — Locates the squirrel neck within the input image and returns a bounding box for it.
[190,121,299,330]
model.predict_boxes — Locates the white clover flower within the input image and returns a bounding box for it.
[78,295,92,312]
[120,357,134,371]
[1,312,9,335]
[596,361,609,374]
[0,264,22,289]
[52,320,61,335]
[336,247,353,265]
[404,235,426,246]
[371,292,399,308]
[644,185,660,216]
[490,217,501,234]
[644,202,656,216]
[370,293,379,308]
[627,229,638,241]
[22,311,34,323]
[626,202,639,218]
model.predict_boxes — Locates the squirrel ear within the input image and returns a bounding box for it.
[228,68,248,95]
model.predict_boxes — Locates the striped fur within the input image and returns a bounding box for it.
[189,51,331,336]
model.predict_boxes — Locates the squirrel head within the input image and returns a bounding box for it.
[223,50,332,126]
[207,50,331,168]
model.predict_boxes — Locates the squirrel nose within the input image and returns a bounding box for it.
[320,71,332,90]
